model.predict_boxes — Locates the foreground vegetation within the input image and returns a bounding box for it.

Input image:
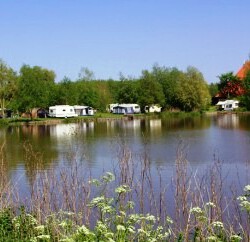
[0,141,250,241]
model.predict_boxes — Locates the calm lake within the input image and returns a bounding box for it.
[1,113,250,199]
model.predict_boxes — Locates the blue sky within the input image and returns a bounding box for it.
[1,0,249,83]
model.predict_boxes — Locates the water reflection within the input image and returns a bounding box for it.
[217,114,239,129]
[0,125,58,172]
[1,115,250,192]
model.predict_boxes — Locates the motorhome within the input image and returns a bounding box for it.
[216,100,239,111]
[73,105,94,116]
[144,105,162,113]
[48,105,78,118]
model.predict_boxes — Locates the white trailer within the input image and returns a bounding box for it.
[107,103,119,113]
[48,105,78,118]
[112,104,141,114]
[145,105,162,113]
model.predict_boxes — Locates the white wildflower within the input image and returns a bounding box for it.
[127,226,135,234]
[77,225,92,235]
[243,185,250,192]
[115,184,131,194]
[207,235,218,241]
[89,196,105,207]
[237,196,247,201]
[117,224,126,231]
[145,214,156,222]
[126,201,135,209]
[166,216,173,224]
[212,221,224,229]
[88,179,100,186]
[102,172,115,182]
[59,238,75,242]
[230,234,242,241]
[190,207,203,215]
[37,234,50,240]
[35,225,45,234]
[205,202,216,208]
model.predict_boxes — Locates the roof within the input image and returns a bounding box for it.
[216,100,239,105]
[236,61,250,79]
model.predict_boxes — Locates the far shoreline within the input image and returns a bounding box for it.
[1,111,250,127]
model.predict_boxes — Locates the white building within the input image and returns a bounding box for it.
[216,100,239,111]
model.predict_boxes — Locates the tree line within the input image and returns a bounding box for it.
[3,59,250,116]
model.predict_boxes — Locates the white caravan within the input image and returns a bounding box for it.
[73,105,94,116]
[112,104,141,114]
[144,104,162,113]
[107,103,119,113]
[127,104,141,114]
[49,105,78,118]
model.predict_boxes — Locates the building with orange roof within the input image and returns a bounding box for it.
[236,60,250,79]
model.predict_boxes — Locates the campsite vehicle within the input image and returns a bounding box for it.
[107,103,119,113]
[144,105,162,113]
[37,108,48,118]
[128,104,141,113]
[113,105,134,114]
[48,105,78,118]
[112,104,141,114]
[108,104,140,114]
[216,100,239,111]
[73,105,94,116]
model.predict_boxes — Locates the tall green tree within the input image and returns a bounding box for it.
[107,79,120,103]
[0,59,17,116]
[56,77,79,105]
[77,81,99,108]
[176,67,211,111]
[94,81,114,111]
[138,69,165,110]
[155,66,185,109]
[240,71,250,110]
[16,65,56,112]
[116,80,139,104]
[209,83,219,97]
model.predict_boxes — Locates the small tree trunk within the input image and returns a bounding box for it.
[0,98,5,117]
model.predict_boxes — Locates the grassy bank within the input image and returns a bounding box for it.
[0,111,209,127]
[0,113,145,127]
[0,141,249,241]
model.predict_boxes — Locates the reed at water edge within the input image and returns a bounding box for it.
[0,140,249,241]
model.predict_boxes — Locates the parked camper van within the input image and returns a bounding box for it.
[73,105,94,116]
[49,105,78,118]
